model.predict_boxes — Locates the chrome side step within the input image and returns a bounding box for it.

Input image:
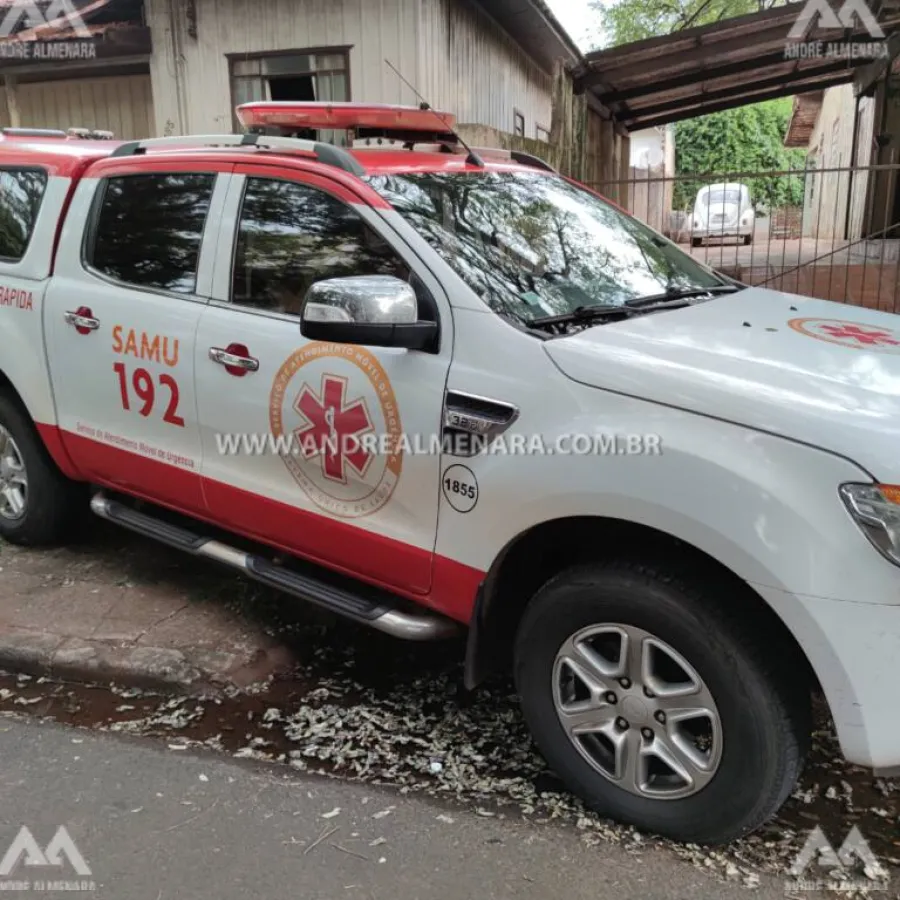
[90,492,459,642]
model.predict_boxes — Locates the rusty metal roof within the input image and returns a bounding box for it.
[572,1,900,131]
[784,91,824,147]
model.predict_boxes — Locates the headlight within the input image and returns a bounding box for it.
[840,483,900,566]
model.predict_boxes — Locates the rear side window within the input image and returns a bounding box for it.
[88,173,216,294]
[0,168,48,262]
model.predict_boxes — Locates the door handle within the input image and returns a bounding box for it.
[64,307,100,334]
[209,343,259,377]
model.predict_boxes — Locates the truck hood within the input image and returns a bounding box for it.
[544,287,900,479]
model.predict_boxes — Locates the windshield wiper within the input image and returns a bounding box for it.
[624,284,742,309]
[526,304,636,330]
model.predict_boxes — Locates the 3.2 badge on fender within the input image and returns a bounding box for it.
[442,465,479,513]
[269,342,403,519]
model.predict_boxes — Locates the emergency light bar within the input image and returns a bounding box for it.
[0,127,115,140]
[1,127,67,138]
[236,101,459,142]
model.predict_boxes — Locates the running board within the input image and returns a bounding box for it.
[90,493,459,642]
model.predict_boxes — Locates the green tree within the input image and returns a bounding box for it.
[593,0,784,47]
[673,99,808,210]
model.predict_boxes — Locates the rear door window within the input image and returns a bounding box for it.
[87,173,216,294]
[0,168,48,261]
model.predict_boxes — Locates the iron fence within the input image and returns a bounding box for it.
[590,157,900,313]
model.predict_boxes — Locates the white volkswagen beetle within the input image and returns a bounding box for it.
[692,182,755,246]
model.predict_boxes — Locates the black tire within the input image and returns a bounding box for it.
[691,237,702,248]
[0,392,84,546]
[514,561,810,845]
[743,234,753,246]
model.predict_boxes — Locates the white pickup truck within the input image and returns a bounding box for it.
[0,105,897,847]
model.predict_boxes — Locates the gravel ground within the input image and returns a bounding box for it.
[0,618,897,896]
[1,527,898,895]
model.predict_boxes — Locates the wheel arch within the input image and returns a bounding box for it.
[464,515,820,696]
[0,367,80,479]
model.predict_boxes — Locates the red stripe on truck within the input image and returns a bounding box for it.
[37,424,483,624]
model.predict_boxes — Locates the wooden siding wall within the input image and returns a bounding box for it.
[457,63,631,206]
[146,0,553,138]
[421,0,552,136]
[0,75,152,139]
[145,0,423,135]
[804,83,876,241]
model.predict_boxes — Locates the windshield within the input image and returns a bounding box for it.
[366,171,725,325]
[703,189,741,206]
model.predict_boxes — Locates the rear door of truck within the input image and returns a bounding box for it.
[0,153,77,436]
[43,157,232,514]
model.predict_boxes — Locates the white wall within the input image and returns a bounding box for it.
[146,0,553,138]
[629,127,665,168]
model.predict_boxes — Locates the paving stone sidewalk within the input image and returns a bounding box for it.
[0,520,297,692]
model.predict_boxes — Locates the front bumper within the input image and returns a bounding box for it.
[693,225,752,239]
[753,583,900,771]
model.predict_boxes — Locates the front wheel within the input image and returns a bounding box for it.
[514,562,810,845]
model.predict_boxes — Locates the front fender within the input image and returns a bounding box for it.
[438,388,885,603]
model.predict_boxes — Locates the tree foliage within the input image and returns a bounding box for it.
[593,0,784,47]
[673,99,808,210]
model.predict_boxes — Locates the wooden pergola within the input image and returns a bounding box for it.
[571,1,900,131]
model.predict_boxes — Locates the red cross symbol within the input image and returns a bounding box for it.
[293,375,375,483]
[818,324,900,346]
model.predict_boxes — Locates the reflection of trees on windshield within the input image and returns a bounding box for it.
[233,178,409,315]
[91,174,216,293]
[0,170,47,260]
[368,172,720,323]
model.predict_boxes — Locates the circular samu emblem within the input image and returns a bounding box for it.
[269,342,403,519]
[788,317,900,353]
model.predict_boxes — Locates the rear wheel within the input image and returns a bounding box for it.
[0,393,84,546]
[514,561,810,845]
[691,237,702,248]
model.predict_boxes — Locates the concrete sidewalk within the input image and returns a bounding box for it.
[0,521,296,692]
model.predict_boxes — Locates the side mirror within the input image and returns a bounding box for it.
[300,275,438,351]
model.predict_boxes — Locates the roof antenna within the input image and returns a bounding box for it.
[384,59,484,168]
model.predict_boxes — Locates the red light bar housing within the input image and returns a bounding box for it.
[236,101,459,143]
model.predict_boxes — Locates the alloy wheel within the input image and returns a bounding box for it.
[552,623,723,800]
[0,425,28,521]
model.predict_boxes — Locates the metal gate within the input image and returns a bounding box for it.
[592,158,900,314]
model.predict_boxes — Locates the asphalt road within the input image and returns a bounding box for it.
[0,716,799,900]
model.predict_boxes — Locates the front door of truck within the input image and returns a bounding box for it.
[193,164,454,595]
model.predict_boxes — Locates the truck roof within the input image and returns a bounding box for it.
[0,135,550,180]
[0,104,557,181]
[0,137,123,177]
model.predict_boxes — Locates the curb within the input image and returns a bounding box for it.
[0,631,296,695]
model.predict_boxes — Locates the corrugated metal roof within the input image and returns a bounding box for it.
[572,1,900,131]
